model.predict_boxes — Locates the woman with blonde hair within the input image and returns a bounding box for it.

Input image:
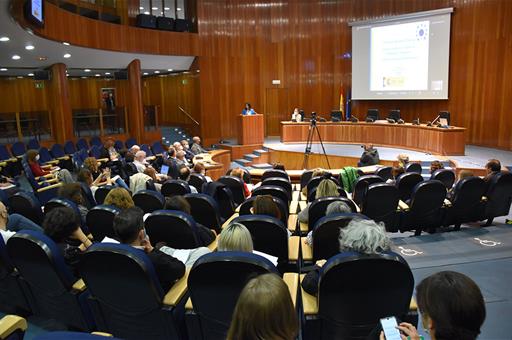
[227,273,298,340]
[397,154,409,168]
[103,187,134,210]
[298,178,340,223]
[218,223,253,252]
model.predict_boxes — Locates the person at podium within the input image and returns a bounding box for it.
[291,108,302,122]
[242,102,257,115]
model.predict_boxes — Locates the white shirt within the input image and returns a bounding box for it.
[133,160,147,173]
[1,229,15,244]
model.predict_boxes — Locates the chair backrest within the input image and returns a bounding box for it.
[232,215,288,261]
[125,138,137,149]
[161,180,191,197]
[188,252,279,339]
[50,144,66,158]
[140,144,154,157]
[252,185,290,206]
[38,147,54,163]
[218,176,246,205]
[145,210,200,249]
[113,140,124,151]
[132,190,165,213]
[89,137,102,147]
[366,109,379,121]
[306,176,324,195]
[300,170,314,190]
[94,185,115,205]
[405,162,422,174]
[375,166,393,181]
[0,145,12,161]
[76,138,89,151]
[10,142,26,157]
[152,141,164,155]
[261,169,289,182]
[202,182,236,220]
[396,172,424,202]
[8,192,43,225]
[317,251,414,339]
[262,177,292,196]
[431,169,456,189]
[79,243,179,339]
[238,196,288,226]
[27,138,40,150]
[89,145,102,159]
[86,205,120,242]
[312,213,368,261]
[388,109,400,121]
[184,193,222,232]
[309,197,358,231]
[63,141,76,155]
[352,175,383,206]
[484,172,512,218]
[188,173,207,193]
[362,183,400,232]
[408,180,447,226]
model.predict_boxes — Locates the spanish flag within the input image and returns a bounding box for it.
[339,87,344,119]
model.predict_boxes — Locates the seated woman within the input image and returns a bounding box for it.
[163,196,216,246]
[82,158,129,191]
[380,271,486,340]
[397,153,409,168]
[58,183,89,223]
[192,162,212,182]
[0,201,43,243]
[230,168,251,197]
[103,187,135,210]
[447,169,474,201]
[83,157,102,179]
[228,273,298,340]
[252,195,281,221]
[305,201,352,246]
[43,207,92,277]
[301,218,391,296]
[26,149,74,184]
[301,168,326,197]
[298,178,340,223]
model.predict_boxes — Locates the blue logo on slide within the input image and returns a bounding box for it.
[416,23,428,40]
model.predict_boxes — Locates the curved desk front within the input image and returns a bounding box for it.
[280,121,465,156]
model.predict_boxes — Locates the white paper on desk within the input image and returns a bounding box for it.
[101,236,120,244]
[0,184,16,190]
[159,247,191,264]
[253,250,278,266]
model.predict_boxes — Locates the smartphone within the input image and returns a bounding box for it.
[380,316,402,340]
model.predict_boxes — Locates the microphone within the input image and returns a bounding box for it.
[366,117,375,123]
[412,118,420,125]
[386,118,396,124]
[397,119,405,124]
[350,115,359,122]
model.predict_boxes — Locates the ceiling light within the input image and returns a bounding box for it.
[25,45,35,50]
[95,73,100,77]
[17,76,23,79]
[0,37,9,42]
[28,73,34,76]
[167,68,173,72]
[160,12,163,15]
[177,7,182,11]
[105,72,111,75]
[11,55,20,60]
[144,11,150,14]
[84,69,91,72]
[81,76,87,79]
[62,42,70,45]
[63,53,71,58]
[38,56,47,61]
[139,6,144,10]
[152,7,158,10]
[143,72,148,75]
[154,70,160,74]
[164,7,170,10]
[0,68,7,71]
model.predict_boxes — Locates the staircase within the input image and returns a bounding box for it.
[161,126,193,146]
[233,147,273,170]
[419,160,453,180]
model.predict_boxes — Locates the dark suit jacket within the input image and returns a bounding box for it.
[147,248,186,290]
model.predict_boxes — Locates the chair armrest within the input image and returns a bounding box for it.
[292,191,300,201]
[301,237,313,261]
[72,279,86,292]
[288,236,300,261]
[299,221,308,233]
[207,235,219,251]
[398,200,409,211]
[299,201,307,211]
[36,182,63,192]
[145,156,156,161]
[288,214,297,232]
[185,297,193,311]
[283,272,299,308]
[44,160,60,165]
[91,332,114,337]
[38,178,59,185]
[155,153,163,157]
[163,268,190,307]
[300,274,318,315]
[35,173,55,180]
[97,158,110,163]
[221,213,239,229]
[0,161,6,167]
[56,156,70,160]
[443,198,452,207]
[235,204,240,213]
[7,157,18,163]
[41,164,52,169]
[409,296,418,311]
[0,315,28,338]
[289,200,299,214]
[300,192,307,201]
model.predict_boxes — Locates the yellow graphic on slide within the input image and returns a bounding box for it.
[383,76,405,88]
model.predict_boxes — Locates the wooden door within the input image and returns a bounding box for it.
[264,88,289,136]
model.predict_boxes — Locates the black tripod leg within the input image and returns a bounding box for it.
[314,125,331,169]
[302,124,314,169]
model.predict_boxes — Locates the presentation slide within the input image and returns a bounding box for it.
[31,0,43,22]
[351,9,452,100]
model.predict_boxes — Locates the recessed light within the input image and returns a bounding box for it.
[62,42,70,45]
[12,55,21,60]
[95,73,100,77]
[63,53,71,58]
[28,73,34,76]
[164,7,170,10]
[177,7,182,11]
[139,6,144,10]
[152,7,158,10]
[105,72,111,75]
[144,11,150,14]
[167,68,173,72]
[160,12,163,15]
[143,72,148,75]
[25,45,35,50]
[154,70,160,74]
[84,69,91,72]
[0,37,9,42]
[0,68,7,71]
[81,76,87,79]
[17,76,23,79]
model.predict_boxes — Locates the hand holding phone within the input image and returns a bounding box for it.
[380,317,402,340]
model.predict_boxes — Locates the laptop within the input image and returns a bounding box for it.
[160,164,169,176]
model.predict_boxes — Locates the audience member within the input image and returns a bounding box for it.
[227,273,298,340]
[397,154,409,168]
[163,196,216,246]
[144,167,163,191]
[176,150,190,167]
[430,160,445,174]
[302,218,391,296]
[380,271,486,340]
[0,201,42,243]
[129,171,153,194]
[26,149,74,183]
[272,162,286,171]
[192,162,212,182]
[181,140,195,160]
[447,169,475,200]
[305,201,352,246]
[386,166,405,184]
[43,207,92,276]
[252,195,281,221]
[99,138,119,162]
[58,183,89,221]
[298,178,340,223]
[133,151,148,173]
[112,207,185,290]
[104,187,135,210]
[83,157,102,178]
[484,159,501,183]
[291,107,302,122]
[230,168,250,197]
[178,167,198,193]
[302,168,326,196]
[218,223,253,252]
[191,136,207,155]
[358,144,380,167]
[129,145,140,154]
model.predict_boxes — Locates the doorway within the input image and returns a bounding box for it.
[264,88,289,136]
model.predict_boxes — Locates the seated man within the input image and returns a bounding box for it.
[181,140,195,160]
[176,151,190,168]
[0,201,43,243]
[484,159,501,185]
[133,151,148,173]
[190,136,207,155]
[112,207,185,290]
[178,167,198,193]
[357,144,380,167]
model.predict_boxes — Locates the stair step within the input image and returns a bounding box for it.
[234,159,252,166]
[254,149,268,156]
[251,163,273,169]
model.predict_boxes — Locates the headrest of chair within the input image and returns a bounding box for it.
[91,204,121,214]
[350,116,359,123]
[134,190,165,201]
[322,250,408,275]
[313,212,369,231]
[397,119,405,124]
[386,118,396,124]
[191,251,279,273]
[233,214,285,229]
[149,209,197,227]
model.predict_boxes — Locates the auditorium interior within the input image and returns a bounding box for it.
[0,0,511,339]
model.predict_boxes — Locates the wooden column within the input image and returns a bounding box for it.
[48,63,73,143]
[127,59,144,143]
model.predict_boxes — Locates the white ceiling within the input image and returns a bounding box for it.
[0,2,195,77]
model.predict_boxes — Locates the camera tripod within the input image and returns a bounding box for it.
[302,115,331,170]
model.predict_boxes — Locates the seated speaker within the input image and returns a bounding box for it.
[366,109,379,122]
[388,109,400,122]
[439,111,451,126]
[331,110,342,122]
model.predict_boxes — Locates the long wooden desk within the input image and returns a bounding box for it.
[281,121,465,156]
[193,150,231,180]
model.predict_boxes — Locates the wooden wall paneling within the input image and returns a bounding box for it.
[265,88,289,136]
[0,78,50,114]
[48,63,73,143]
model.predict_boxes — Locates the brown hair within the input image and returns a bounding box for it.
[77,168,93,186]
[144,167,157,181]
[164,196,191,215]
[430,160,445,174]
[230,168,244,180]
[252,195,281,220]
[227,273,298,340]
[104,188,134,209]
[397,154,409,168]
[26,149,39,163]
[391,166,405,179]
[485,159,501,173]
[58,183,83,205]
[193,162,206,174]
[272,162,285,171]
[83,157,99,173]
